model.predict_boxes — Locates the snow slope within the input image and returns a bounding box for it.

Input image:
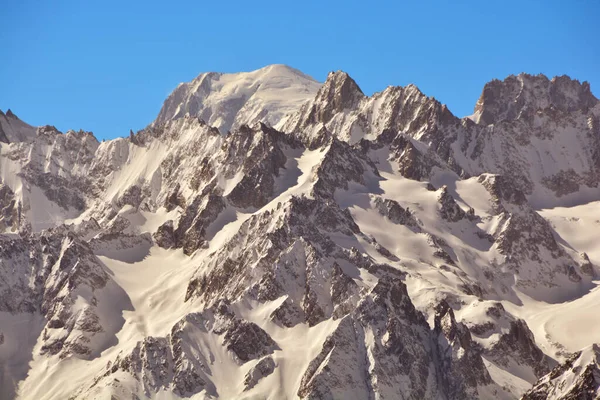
[154,64,321,133]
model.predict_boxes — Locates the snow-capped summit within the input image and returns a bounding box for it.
[280,69,448,147]
[308,70,365,122]
[153,64,322,133]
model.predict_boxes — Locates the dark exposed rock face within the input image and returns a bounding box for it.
[164,183,186,211]
[580,252,596,277]
[89,305,278,398]
[298,278,499,399]
[478,174,527,214]
[298,316,372,399]
[20,167,87,211]
[244,356,276,391]
[390,135,447,181]
[494,209,564,263]
[153,219,175,248]
[488,319,553,378]
[466,302,553,380]
[116,184,150,210]
[0,108,38,143]
[225,124,290,208]
[174,193,226,255]
[474,73,597,126]
[284,71,365,137]
[0,235,37,313]
[353,277,438,399]
[38,235,112,359]
[541,169,585,197]
[0,228,124,360]
[522,344,600,400]
[476,173,589,300]
[0,112,9,143]
[434,300,492,398]
[372,195,420,228]
[0,183,20,231]
[437,186,468,222]
[312,136,380,199]
[223,320,278,363]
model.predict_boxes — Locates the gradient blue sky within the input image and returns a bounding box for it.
[1,0,598,140]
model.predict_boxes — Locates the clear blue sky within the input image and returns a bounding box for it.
[1,0,598,140]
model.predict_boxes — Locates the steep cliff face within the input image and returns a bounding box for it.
[1,65,599,400]
[522,344,600,400]
[0,109,37,143]
[472,73,597,125]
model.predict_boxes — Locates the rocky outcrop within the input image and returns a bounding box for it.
[0,228,126,360]
[437,186,469,222]
[467,302,553,379]
[478,173,528,214]
[312,136,379,198]
[522,344,600,400]
[222,320,278,363]
[299,278,501,399]
[98,316,214,398]
[0,108,37,142]
[476,173,592,300]
[297,316,372,399]
[580,252,596,277]
[0,183,20,231]
[173,192,226,255]
[287,71,365,135]
[434,300,493,398]
[244,356,276,391]
[488,319,553,378]
[224,124,291,208]
[20,166,87,212]
[372,195,420,228]
[86,304,278,398]
[153,219,175,248]
[473,73,597,125]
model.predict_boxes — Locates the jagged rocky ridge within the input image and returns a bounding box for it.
[0,65,599,400]
[522,344,600,399]
[282,71,600,206]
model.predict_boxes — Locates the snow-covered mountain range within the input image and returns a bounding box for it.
[1,64,599,399]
